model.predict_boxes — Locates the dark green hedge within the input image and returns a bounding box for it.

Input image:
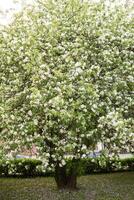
[120,157,134,170]
[0,158,42,176]
[79,157,134,175]
[0,157,134,177]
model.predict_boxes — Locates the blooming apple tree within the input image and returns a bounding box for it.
[0,0,134,188]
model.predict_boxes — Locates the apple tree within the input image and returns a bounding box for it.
[0,0,134,189]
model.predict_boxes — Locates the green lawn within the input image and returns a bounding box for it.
[0,172,134,200]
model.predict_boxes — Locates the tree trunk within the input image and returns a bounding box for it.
[55,165,67,189]
[66,171,77,189]
[55,161,78,190]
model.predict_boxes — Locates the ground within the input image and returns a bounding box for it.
[0,172,134,200]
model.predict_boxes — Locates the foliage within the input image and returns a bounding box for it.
[0,158,42,176]
[0,157,133,176]
[79,157,134,174]
[121,157,134,170]
[0,148,5,160]
[0,0,134,172]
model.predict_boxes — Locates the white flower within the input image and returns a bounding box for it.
[33,119,38,125]
[46,153,50,157]
[82,154,86,158]
[28,110,32,116]
[61,160,66,166]
[10,115,15,120]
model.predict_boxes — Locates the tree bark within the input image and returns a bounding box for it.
[66,171,77,189]
[55,165,67,189]
[55,161,78,190]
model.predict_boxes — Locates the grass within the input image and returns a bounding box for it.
[0,172,134,200]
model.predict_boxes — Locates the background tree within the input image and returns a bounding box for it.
[0,0,134,189]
